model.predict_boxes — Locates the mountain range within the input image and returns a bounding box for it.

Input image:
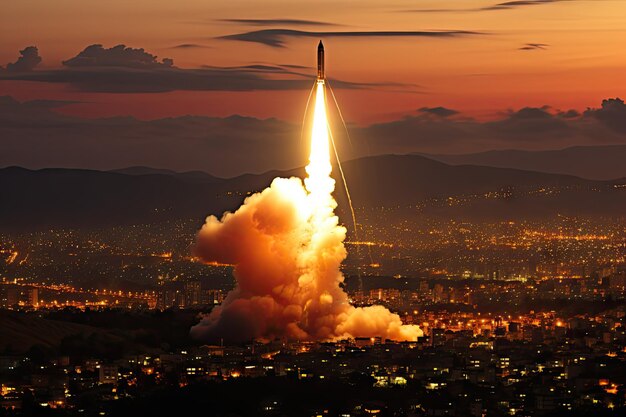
[420,145,626,180]
[1,154,624,231]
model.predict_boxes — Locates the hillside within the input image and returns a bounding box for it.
[1,155,625,230]
[421,145,626,180]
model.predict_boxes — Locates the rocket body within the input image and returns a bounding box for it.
[317,40,325,80]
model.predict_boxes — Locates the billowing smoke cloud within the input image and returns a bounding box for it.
[190,175,422,343]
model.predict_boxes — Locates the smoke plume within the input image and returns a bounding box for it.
[190,82,422,343]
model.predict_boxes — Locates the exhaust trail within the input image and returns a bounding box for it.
[326,79,374,271]
[326,80,353,147]
[300,82,316,144]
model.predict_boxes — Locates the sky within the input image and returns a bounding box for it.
[1,0,626,175]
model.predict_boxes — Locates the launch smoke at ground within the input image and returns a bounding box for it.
[190,80,422,343]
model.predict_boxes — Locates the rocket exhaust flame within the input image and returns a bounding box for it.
[305,81,333,199]
[190,42,422,343]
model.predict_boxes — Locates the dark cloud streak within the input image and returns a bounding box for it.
[0,67,410,93]
[519,43,549,50]
[218,18,338,27]
[487,0,567,10]
[219,29,482,48]
[405,0,569,13]
[170,44,212,49]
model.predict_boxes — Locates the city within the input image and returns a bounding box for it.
[1,214,624,415]
[2,0,626,415]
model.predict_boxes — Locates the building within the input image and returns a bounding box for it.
[203,289,224,305]
[0,286,38,308]
[184,281,202,307]
[27,288,38,306]
[98,365,118,385]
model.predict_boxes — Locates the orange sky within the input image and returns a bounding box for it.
[1,0,626,123]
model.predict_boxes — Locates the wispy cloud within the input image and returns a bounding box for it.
[519,43,549,50]
[219,29,482,48]
[405,0,569,13]
[169,43,212,49]
[218,18,338,27]
[486,0,567,10]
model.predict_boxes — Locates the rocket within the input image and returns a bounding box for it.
[317,40,325,80]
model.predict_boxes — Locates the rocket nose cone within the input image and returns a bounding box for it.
[318,40,324,49]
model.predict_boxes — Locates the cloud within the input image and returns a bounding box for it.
[0,96,78,128]
[418,107,459,118]
[203,63,300,73]
[558,109,580,118]
[485,107,570,138]
[2,46,42,72]
[403,8,473,13]
[0,44,411,93]
[506,106,553,119]
[219,29,482,48]
[218,18,337,27]
[1,96,625,176]
[405,0,568,13]
[170,43,212,49]
[280,63,311,69]
[62,44,173,68]
[486,0,567,10]
[358,102,626,156]
[0,66,308,93]
[19,99,82,109]
[584,98,626,133]
[0,95,302,176]
[519,43,549,50]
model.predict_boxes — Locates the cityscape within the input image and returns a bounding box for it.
[1,213,625,415]
[2,0,626,416]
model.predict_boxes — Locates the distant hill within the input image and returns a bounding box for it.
[0,310,99,353]
[1,155,625,231]
[0,166,240,230]
[420,145,626,180]
[0,310,164,356]
[338,154,589,203]
[110,166,222,183]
